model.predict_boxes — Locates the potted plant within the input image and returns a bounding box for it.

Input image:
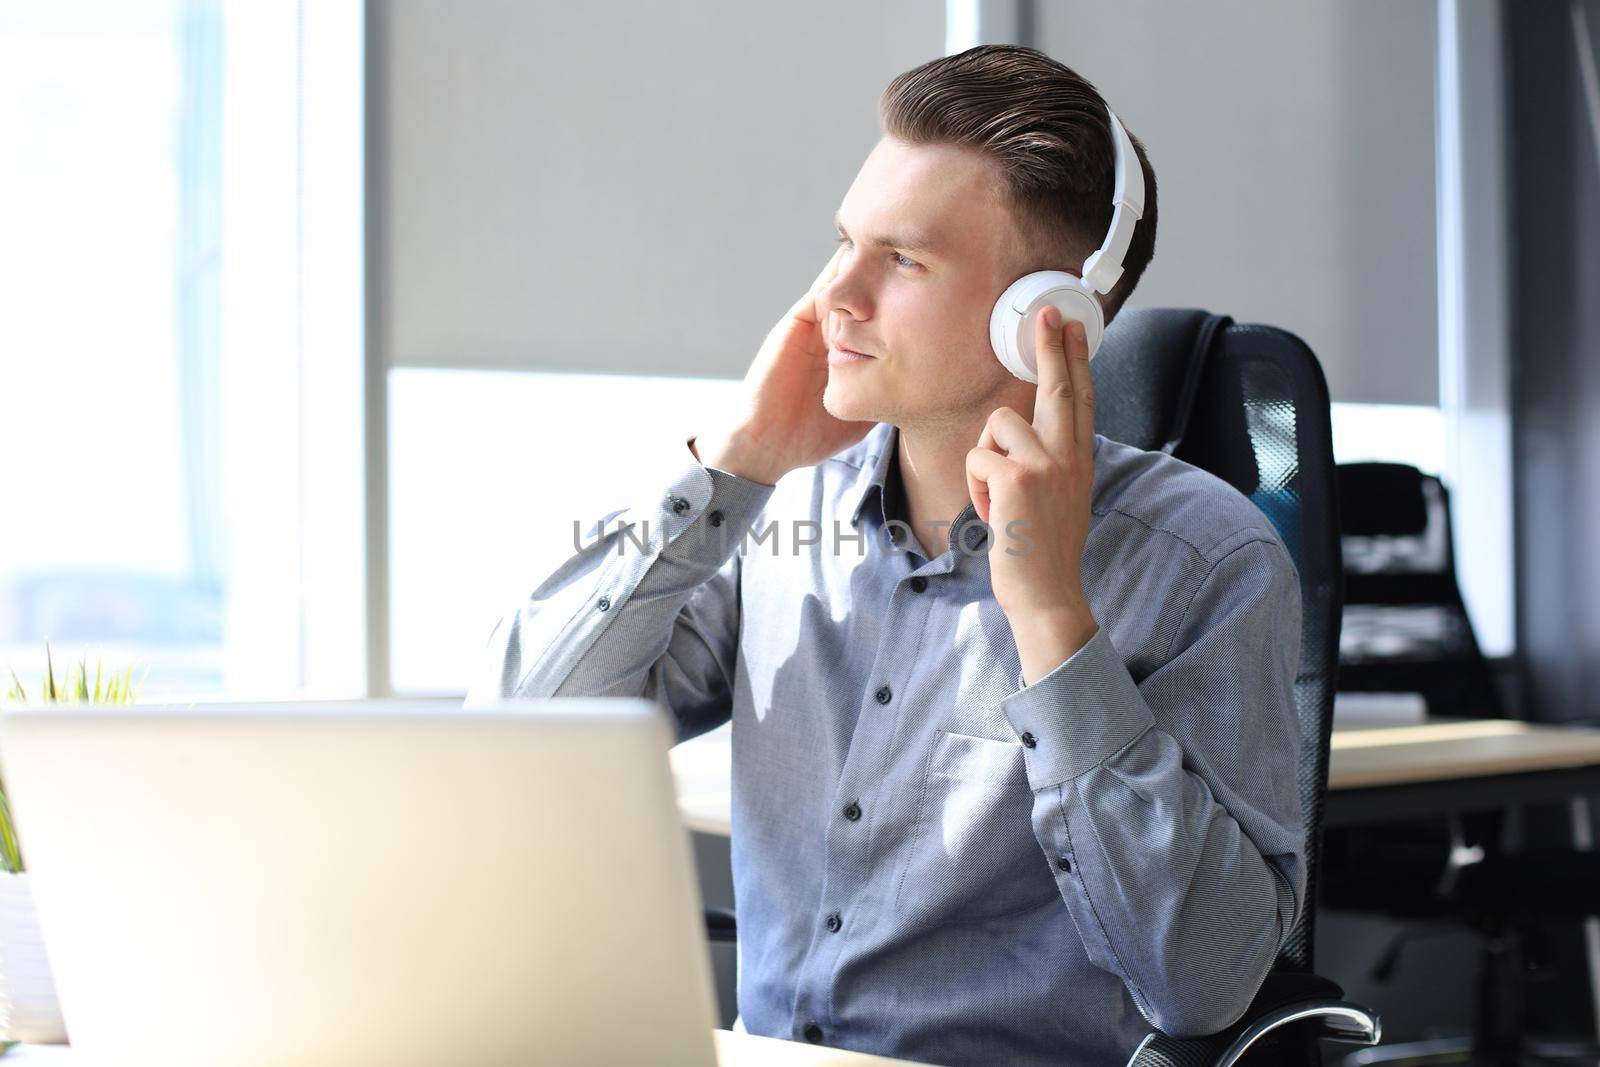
[0,642,146,1047]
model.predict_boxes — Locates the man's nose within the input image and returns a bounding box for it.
[820,258,867,316]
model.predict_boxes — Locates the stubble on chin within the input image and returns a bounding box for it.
[904,361,1015,435]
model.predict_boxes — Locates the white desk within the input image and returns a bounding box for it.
[0,1031,931,1065]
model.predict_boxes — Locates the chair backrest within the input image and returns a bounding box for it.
[1093,308,1342,975]
[1335,462,1504,717]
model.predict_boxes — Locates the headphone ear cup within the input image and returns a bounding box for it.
[990,273,1106,383]
[1033,286,1104,367]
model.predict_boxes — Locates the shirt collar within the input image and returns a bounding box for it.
[847,422,1110,560]
[851,422,1100,531]
[846,423,986,561]
[849,422,900,530]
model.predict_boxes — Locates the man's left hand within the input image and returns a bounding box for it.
[965,305,1100,686]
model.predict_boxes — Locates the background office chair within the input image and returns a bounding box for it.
[1323,464,1507,941]
[702,307,1382,1065]
[1336,463,1506,716]
[1321,463,1600,1067]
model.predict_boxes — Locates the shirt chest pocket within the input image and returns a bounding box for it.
[892,730,1063,929]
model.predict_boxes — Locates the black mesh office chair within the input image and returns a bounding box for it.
[1095,308,1380,1065]
[703,308,1381,1066]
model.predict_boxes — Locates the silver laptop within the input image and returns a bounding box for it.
[0,699,719,1067]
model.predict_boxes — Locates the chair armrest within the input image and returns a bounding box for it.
[1125,972,1381,1067]
[704,905,737,944]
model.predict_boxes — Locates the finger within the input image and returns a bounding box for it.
[794,244,848,325]
[1063,319,1096,452]
[982,405,1050,466]
[814,241,846,293]
[1030,305,1076,453]
[976,418,996,461]
[973,423,1000,523]
[965,446,1016,526]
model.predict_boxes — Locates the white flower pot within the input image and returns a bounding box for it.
[0,872,69,1044]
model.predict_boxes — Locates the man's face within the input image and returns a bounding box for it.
[819,136,1035,432]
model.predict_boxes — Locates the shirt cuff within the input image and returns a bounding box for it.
[609,436,774,563]
[1000,627,1156,791]
[689,436,776,535]
[686,432,782,487]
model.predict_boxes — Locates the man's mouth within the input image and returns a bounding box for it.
[835,344,873,357]
[828,345,875,366]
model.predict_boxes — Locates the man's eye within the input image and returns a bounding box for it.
[832,235,917,270]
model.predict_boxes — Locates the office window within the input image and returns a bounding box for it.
[0,1,363,700]
[388,368,744,696]
[1329,403,1446,474]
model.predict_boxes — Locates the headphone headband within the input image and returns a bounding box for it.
[1080,106,1146,296]
[986,101,1147,381]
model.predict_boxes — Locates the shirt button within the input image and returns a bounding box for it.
[842,801,862,822]
[596,596,611,612]
[1057,856,1072,873]
[708,510,724,527]
[670,496,691,515]
[1021,731,1037,748]
[803,1022,824,1044]
[908,576,927,593]
[874,685,892,705]
[825,912,842,933]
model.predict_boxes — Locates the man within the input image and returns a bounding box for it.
[466,44,1304,1066]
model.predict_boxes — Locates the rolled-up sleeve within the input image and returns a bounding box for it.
[464,434,775,744]
[999,535,1305,1038]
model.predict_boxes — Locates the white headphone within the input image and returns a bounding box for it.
[988,104,1146,382]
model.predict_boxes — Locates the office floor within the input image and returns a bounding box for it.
[1316,908,1485,1045]
[1318,909,1600,1059]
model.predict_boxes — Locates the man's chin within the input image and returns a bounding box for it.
[822,381,877,424]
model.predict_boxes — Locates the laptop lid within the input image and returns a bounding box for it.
[0,699,719,1067]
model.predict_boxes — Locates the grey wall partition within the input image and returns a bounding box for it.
[1510,0,1600,724]
[369,0,944,379]
[1035,1,1440,405]
[371,0,1440,392]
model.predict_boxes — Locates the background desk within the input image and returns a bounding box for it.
[0,1031,932,1065]
[1324,718,1600,827]
[672,718,1600,834]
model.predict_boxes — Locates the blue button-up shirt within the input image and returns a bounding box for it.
[466,419,1305,1066]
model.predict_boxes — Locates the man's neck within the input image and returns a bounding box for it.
[896,418,989,559]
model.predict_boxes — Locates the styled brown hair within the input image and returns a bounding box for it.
[879,44,1157,324]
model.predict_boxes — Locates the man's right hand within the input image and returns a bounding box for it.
[692,245,877,485]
